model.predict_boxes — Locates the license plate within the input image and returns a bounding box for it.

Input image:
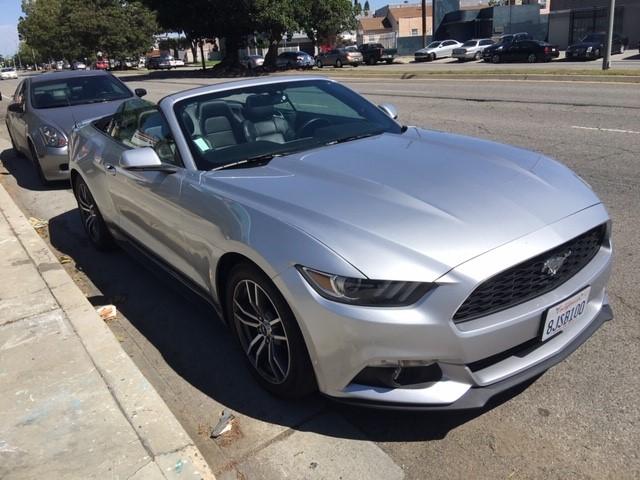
[541,287,590,341]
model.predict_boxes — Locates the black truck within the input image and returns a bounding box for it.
[358,43,397,65]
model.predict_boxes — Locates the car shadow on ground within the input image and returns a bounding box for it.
[0,148,69,192]
[47,207,540,443]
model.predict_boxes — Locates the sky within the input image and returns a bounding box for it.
[0,0,401,57]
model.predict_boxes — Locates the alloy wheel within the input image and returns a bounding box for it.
[336,59,342,68]
[233,279,291,384]
[492,54,500,64]
[77,181,100,242]
[527,54,537,63]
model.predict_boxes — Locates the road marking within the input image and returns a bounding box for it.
[571,125,640,134]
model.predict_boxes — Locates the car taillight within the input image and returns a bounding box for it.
[544,46,551,53]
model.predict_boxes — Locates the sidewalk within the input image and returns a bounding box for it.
[0,183,214,479]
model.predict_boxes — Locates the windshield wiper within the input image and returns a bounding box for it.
[211,153,285,172]
[326,131,384,145]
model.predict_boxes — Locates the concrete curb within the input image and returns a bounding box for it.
[0,182,215,480]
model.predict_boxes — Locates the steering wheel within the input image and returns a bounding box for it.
[297,118,331,138]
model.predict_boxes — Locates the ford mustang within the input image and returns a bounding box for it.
[69,77,613,408]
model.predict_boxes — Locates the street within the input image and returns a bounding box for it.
[1,73,638,479]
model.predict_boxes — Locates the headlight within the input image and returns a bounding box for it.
[586,46,593,53]
[297,266,434,307]
[39,125,67,148]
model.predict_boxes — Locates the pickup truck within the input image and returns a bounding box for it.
[358,43,397,65]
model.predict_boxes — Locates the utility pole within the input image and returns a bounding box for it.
[421,0,427,48]
[602,0,616,70]
[432,0,437,42]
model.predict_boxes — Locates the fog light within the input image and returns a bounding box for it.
[352,362,442,388]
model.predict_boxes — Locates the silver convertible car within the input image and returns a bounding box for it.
[69,77,613,408]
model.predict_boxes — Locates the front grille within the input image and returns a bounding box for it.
[453,224,606,323]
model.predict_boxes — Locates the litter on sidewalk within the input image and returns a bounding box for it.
[28,216,48,230]
[96,305,117,321]
[211,409,235,438]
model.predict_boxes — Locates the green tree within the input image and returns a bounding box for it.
[354,0,362,16]
[250,0,299,67]
[18,0,157,63]
[363,0,370,15]
[300,0,356,48]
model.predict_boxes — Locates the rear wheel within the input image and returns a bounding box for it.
[316,59,323,68]
[491,54,501,64]
[335,59,343,68]
[367,57,375,65]
[226,264,316,398]
[527,53,537,63]
[619,44,625,54]
[474,51,482,60]
[74,176,115,250]
[594,48,601,58]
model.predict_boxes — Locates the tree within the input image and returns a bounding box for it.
[249,0,299,67]
[354,0,362,16]
[363,0,370,16]
[18,0,157,63]
[300,0,357,48]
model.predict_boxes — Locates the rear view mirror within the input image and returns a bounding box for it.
[135,88,147,98]
[378,103,398,120]
[7,102,24,113]
[120,147,176,173]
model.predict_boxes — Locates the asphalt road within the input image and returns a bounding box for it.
[1,73,638,479]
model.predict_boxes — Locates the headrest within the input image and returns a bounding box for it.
[244,94,279,121]
[199,101,234,121]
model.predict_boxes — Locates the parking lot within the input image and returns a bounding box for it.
[1,72,639,479]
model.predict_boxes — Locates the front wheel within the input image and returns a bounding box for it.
[28,142,52,186]
[316,59,323,68]
[74,176,115,250]
[226,264,316,398]
[527,53,537,63]
[491,54,501,64]
[335,59,343,68]
[474,51,482,61]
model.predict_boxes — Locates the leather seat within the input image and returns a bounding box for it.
[242,95,293,143]
[198,101,245,148]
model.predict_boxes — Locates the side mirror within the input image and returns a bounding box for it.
[0,92,3,101]
[378,103,398,120]
[120,147,176,173]
[134,88,147,98]
[8,102,24,113]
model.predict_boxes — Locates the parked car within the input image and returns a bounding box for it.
[71,61,87,70]
[275,51,315,69]
[170,58,185,68]
[414,40,463,61]
[452,38,495,61]
[497,32,533,44]
[4,70,146,184]
[566,32,628,60]
[146,56,173,70]
[358,42,397,65]
[0,67,18,80]
[240,55,265,70]
[483,39,559,63]
[315,48,363,68]
[69,76,613,409]
[94,59,109,70]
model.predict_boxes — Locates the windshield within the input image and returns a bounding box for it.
[174,79,402,171]
[582,34,604,43]
[462,40,477,47]
[427,42,441,48]
[31,75,131,109]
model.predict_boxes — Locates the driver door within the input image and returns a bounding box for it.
[103,100,188,270]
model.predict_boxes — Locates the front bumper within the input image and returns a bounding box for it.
[36,143,70,181]
[273,204,613,408]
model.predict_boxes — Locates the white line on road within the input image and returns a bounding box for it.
[571,125,640,134]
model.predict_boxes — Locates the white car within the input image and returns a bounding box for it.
[452,38,495,61]
[170,58,185,67]
[0,67,18,80]
[240,55,265,70]
[414,40,463,61]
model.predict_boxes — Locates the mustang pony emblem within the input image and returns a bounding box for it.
[542,250,572,276]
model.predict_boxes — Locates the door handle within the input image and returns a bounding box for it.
[105,164,117,175]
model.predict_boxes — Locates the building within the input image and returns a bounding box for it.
[548,0,639,49]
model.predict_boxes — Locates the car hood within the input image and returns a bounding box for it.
[33,98,131,135]
[568,41,602,49]
[205,128,600,281]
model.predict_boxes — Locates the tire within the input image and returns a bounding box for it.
[431,53,437,61]
[491,54,501,64]
[594,49,601,59]
[386,59,393,64]
[28,141,52,186]
[527,53,537,63]
[619,44,625,54]
[353,63,359,67]
[367,57,375,65]
[474,51,482,61]
[226,263,316,398]
[335,59,343,68]
[73,176,115,251]
[316,59,323,68]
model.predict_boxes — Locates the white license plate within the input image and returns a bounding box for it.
[541,287,590,341]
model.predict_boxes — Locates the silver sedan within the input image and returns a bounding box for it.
[4,70,144,184]
[69,77,613,408]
